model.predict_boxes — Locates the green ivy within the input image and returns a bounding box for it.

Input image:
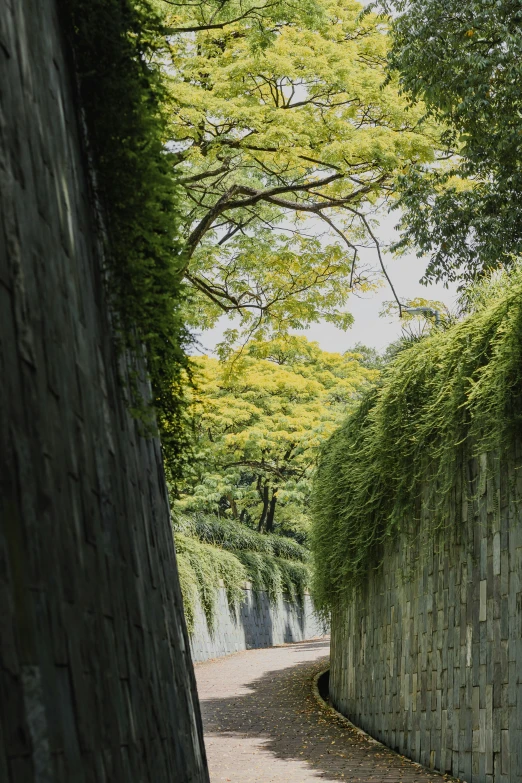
[60,0,189,476]
[311,269,522,612]
[175,534,247,635]
[176,515,309,562]
[174,518,312,633]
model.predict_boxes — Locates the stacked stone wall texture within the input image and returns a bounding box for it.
[330,450,522,783]
[190,587,326,663]
[0,1,208,780]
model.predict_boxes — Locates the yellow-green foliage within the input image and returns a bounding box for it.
[161,0,439,343]
[311,270,522,612]
[177,337,377,537]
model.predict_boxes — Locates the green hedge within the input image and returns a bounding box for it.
[175,534,247,635]
[177,515,309,561]
[311,270,522,612]
[174,517,312,633]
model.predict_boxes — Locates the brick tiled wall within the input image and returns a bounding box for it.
[330,450,522,783]
[0,1,208,780]
[190,587,327,663]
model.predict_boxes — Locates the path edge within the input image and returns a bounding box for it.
[311,669,464,783]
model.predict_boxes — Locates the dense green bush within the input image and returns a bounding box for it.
[174,516,312,633]
[60,0,189,476]
[311,270,522,612]
[177,515,309,562]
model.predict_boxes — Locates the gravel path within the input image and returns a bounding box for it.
[195,638,449,783]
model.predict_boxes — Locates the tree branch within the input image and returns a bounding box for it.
[354,209,403,314]
[184,175,349,261]
[163,3,276,33]
[178,164,230,184]
[224,460,291,480]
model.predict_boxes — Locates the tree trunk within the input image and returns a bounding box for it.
[258,484,269,531]
[227,493,239,519]
[266,490,278,533]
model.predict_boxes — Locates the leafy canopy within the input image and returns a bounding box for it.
[160,0,438,344]
[175,336,377,536]
[380,0,522,285]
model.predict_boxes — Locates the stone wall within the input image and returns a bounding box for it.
[0,1,208,780]
[329,450,522,783]
[190,586,326,663]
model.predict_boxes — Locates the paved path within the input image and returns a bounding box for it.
[195,639,449,783]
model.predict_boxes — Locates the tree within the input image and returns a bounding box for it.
[160,0,322,35]
[379,0,522,286]
[159,0,438,343]
[175,336,377,535]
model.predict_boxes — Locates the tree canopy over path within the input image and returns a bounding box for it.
[381,0,522,287]
[158,0,439,343]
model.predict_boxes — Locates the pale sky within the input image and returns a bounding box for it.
[195,212,458,356]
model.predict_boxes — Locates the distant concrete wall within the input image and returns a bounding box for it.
[0,1,208,780]
[190,586,327,662]
[329,450,522,783]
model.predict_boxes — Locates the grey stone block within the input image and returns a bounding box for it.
[189,588,327,663]
[329,445,522,783]
[0,2,209,779]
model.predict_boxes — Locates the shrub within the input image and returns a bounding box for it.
[176,515,309,562]
[174,517,312,632]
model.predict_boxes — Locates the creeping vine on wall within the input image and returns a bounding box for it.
[60,0,189,477]
[175,516,311,633]
[311,269,522,612]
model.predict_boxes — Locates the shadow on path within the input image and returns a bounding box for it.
[198,641,448,782]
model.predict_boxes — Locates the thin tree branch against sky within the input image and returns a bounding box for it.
[161,0,442,349]
[198,212,458,353]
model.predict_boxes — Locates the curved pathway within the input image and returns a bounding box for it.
[195,638,450,783]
